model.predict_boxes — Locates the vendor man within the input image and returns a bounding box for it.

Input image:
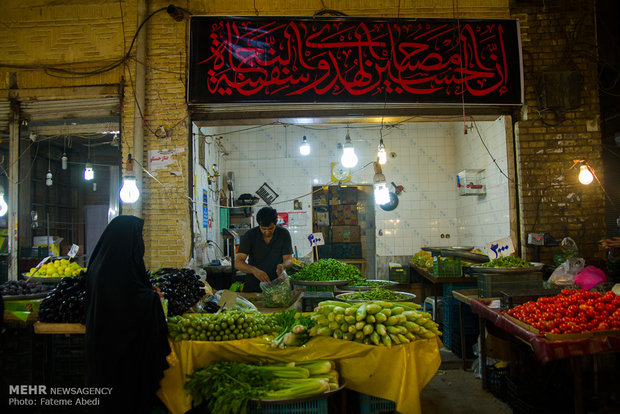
[234,206,293,292]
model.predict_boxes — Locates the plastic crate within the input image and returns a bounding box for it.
[316,244,332,259]
[432,256,462,278]
[358,393,400,414]
[442,282,477,299]
[331,242,362,259]
[449,330,479,359]
[477,272,543,298]
[442,325,453,349]
[442,296,479,334]
[249,397,328,414]
[389,266,409,284]
[499,288,562,311]
[506,376,550,414]
[20,246,49,258]
[50,334,86,387]
[302,291,335,312]
[486,364,509,401]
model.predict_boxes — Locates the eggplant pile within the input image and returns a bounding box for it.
[150,268,205,316]
[1,280,55,296]
[38,275,86,323]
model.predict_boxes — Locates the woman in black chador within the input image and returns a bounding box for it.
[85,215,170,412]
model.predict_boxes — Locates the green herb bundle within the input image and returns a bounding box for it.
[479,255,531,268]
[341,288,408,302]
[289,258,361,282]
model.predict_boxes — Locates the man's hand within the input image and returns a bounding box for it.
[252,269,270,283]
[602,237,620,256]
[276,264,284,277]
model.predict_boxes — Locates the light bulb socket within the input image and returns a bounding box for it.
[84,163,94,181]
[299,136,311,155]
[61,153,68,170]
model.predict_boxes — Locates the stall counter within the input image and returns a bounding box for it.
[157,335,442,414]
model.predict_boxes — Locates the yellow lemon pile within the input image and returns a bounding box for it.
[27,259,86,278]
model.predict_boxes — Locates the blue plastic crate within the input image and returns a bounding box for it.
[442,324,453,349]
[359,392,400,414]
[442,297,479,334]
[249,397,328,414]
[442,282,477,299]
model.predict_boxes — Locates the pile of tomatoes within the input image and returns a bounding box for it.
[505,289,620,335]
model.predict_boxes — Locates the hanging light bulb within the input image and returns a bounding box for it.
[120,176,140,203]
[0,186,7,217]
[373,162,390,205]
[61,153,68,170]
[377,138,387,165]
[92,182,97,192]
[578,164,593,185]
[299,135,311,156]
[120,154,140,203]
[341,130,358,168]
[46,170,53,187]
[84,162,94,181]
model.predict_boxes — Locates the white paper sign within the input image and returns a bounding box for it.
[68,244,80,259]
[486,237,515,259]
[288,212,307,226]
[148,148,185,172]
[308,232,325,247]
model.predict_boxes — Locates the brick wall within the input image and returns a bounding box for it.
[510,0,606,266]
[1,0,607,269]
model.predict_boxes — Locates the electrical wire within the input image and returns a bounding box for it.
[471,117,512,182]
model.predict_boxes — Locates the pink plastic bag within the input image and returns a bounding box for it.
[574,266,607,290]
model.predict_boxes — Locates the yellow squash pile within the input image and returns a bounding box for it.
[309,300,441,347]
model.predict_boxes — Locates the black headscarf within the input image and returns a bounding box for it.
[85,215,170,412]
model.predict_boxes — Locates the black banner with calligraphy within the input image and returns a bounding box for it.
[188,16,522,105]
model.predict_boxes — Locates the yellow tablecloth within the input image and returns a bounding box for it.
[157,335,441,414]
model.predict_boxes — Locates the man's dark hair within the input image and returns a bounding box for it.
[256,207,278,226]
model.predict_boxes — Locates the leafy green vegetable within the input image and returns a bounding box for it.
[346,280,393,287]
[341,288,409,301]
[272,309,314,348]
[229,281,244,292]
[289,258,361,281]
[479,255,531,268]
[185,359,334,413]
[185,361,276,413]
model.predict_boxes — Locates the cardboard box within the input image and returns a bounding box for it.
[33,236,63,257]
[331,225,361,242]
[330,205,358,225]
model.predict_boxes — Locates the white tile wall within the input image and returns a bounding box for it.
[454,117,511,253]
[192,117,511,274]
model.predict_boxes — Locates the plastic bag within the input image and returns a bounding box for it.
[548,257,586,285]
[553,237,579,266]
[212,290,258,312]
[575,266,607,290]
[260,272,293,308]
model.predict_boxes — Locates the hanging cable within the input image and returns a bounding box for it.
[454,0,468,134]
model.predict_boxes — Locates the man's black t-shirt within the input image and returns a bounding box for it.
[237,225,293,281]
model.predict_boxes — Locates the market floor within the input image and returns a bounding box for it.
[419,349,511,414]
